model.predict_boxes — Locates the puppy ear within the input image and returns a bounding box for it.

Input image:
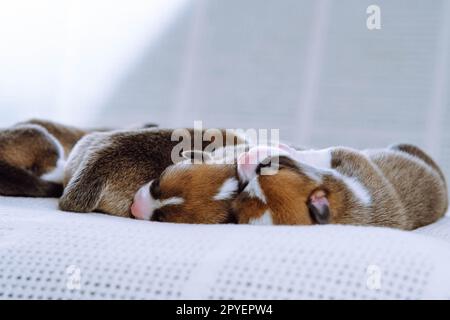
[181,150,212,163]
[307,189,330,224]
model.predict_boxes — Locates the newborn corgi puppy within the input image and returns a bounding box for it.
[0,119,88,197]
[132,163,239,223]
[234,144,448,230]
[59,129,244,217]
[130,144,291,223]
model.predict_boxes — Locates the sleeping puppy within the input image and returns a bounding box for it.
[234,144,448,230]
[59,129,245,217]
[129,144,278,223]
[133,143,447,230]
[0,118,158,198]
[0,119,88,197]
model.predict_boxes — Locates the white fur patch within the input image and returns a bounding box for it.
[145,181,185,216]
[213,177,238,200]
[160,197,185,207]
[249,210,273,225]
[297,163,322,182]
[41,158,66,183]
[244,177,267,204]
[146,196,185,218]
[339,174,372,206]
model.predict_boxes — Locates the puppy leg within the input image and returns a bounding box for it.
[58,164,105,213]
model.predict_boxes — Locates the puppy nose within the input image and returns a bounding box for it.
[131,182,153,220]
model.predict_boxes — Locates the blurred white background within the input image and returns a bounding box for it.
[0,0,449,180]
[0,0,188,125]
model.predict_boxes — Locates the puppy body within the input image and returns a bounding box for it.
[17,119,88,155]
[236,144,448,230]
[0,119,91,197]
[130,143,294,223]
[60,128,244,217]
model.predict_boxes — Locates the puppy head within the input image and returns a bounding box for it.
[130,162,239,224]
[0,124,65,182]
[234,146,339,225]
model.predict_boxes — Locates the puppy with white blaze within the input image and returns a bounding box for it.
[130,143,300,224]
[234,143,447,230]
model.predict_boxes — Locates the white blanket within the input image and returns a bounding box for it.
[1,196,449,299]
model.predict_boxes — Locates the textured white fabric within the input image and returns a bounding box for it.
[1,196,450,300]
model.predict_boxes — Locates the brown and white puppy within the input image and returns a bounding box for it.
[59,129,244,217]
[0,119,88,197]
[234,144,448,230]
[129,144,275,223]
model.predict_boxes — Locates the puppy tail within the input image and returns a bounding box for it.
[0,160,63,197]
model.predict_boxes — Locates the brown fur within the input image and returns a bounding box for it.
[132,142,257,223]
[151,164,237,223]
[0,124,61,176]
[0,119,88,197]
[17,119,88,155]
[0,119,114,197]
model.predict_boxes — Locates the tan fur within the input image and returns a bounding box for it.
[152,164,237,223]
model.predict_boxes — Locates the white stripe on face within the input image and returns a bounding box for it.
[159,197,185,207]
[131,180,185,220]
[244,177,267,204]
[248,210,273,225]
[213,177,238,200]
